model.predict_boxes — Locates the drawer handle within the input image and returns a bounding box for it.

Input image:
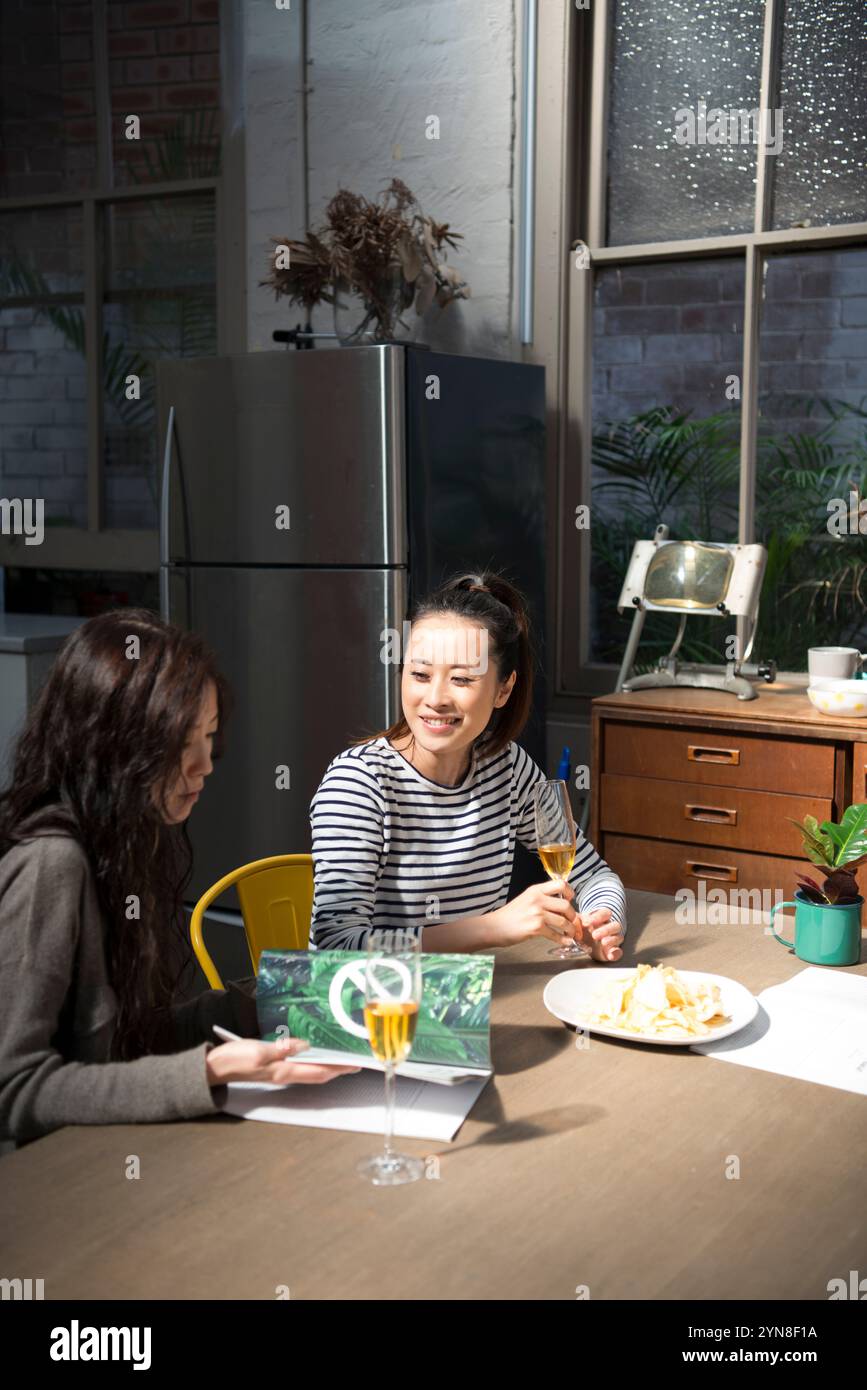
[684,803,738,825]
[687,744,741,765]
[685,860,738,882]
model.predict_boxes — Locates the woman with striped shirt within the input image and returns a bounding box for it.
[310,572,626,959]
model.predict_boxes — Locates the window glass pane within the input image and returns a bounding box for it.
[772,0,867,230]
[106,192,216,290]
[1,210,87,533]
[0,0,96,196]
[108,0,221,188]
[754,247,867,669]
[103,291,216,529]
[607,0,765,246]
[0,207,85,297]
[103,193,217,529]
[0,307,88,529]
[591,259,744,664]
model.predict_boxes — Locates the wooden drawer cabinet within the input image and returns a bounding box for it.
[852,743,867,803]
[591,685,864,899]
[600,772,830,856]
[602,834,805,901]
[602,720,835,795]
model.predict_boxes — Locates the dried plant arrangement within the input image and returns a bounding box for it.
[262,178,471,342]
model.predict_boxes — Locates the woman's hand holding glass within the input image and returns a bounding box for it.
[488,879,583,948]
[487,890,625,958]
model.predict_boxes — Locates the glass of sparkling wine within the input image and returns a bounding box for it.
[534,779,589,960]
[356,928,425,1186]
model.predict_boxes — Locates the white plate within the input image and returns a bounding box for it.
[543,968,758,1046]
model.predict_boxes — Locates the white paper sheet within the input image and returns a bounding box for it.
[223,1071,490,1141]
[692,967,867,1095]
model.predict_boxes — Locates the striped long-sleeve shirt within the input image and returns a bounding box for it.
[309,736,626,951]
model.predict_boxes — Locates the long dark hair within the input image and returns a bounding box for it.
[0,609,230,1060]
[361,570,536,760]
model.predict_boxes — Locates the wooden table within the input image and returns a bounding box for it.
[2,891,865,1301]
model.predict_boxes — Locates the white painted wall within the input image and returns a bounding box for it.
[244,0,519,360]
[244,0,306,352]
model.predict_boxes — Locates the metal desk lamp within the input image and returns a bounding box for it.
[615,524,776,701]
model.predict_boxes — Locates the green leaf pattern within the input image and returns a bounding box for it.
[257,951,494,1068]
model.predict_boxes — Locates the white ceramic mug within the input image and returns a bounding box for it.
[808,646,867,680]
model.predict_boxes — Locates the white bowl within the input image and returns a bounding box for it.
[809,676,866,691]
[808,684,867,716]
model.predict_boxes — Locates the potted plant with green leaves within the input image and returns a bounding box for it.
[767,804,867,966]
[791,805,867,904]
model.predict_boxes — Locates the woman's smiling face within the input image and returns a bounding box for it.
[400,615,515,764]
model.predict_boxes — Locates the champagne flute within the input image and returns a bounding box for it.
[356,929,425,1186]
[534,779,589,960]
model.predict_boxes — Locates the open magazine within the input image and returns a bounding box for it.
[256,950,495,1086]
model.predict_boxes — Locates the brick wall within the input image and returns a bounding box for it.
[592,247,867,435]
[760,250,867,415]
[106,0,220,185]
[0,1,95,196]
[0,1,220,196]
[0,309,89,526]
[593,259,745,427]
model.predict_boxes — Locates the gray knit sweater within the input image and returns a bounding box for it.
[0,831,258,1145]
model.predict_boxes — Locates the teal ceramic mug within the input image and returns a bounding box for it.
[769,891,863,967]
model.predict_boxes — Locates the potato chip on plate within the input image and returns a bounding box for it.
[543,964,757,1045]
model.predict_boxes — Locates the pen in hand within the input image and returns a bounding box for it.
[213,1023,311,1052]
[213,1023,311,1056]
[213,1024,243,1043]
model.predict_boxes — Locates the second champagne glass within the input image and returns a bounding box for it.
[534,779,589,960]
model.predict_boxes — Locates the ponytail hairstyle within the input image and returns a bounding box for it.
[360,570,537,760]
[0,609,230,1060]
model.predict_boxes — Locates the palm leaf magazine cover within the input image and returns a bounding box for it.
[256,951,494,1069]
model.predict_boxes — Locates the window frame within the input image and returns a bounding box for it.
[0,0,245,574]
[545,0,867,701]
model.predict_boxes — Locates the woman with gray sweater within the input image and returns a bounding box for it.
[0,610,357,1146]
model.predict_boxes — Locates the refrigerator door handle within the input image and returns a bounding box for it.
[159,405,175,621]
[386,568,407,727]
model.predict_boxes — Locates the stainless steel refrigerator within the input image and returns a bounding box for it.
[156,345,546,906]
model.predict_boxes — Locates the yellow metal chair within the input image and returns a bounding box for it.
[190,854,314,990]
